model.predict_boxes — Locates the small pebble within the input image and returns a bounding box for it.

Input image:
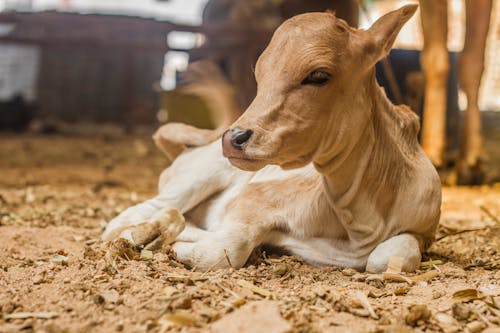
[341,268,357,277]
[171,295,192,310]
[405,304,431,326]
[32,274,45,285]
[312,286,327,298]
[352,273,366,282]
[432,290,446,299]
[273,264,289,276]
[451,302,471,321]
[466,321,486,333]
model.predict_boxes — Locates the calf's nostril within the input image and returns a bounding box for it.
[230,128,253,150]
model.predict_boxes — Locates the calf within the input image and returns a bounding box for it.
[103,5,441,273]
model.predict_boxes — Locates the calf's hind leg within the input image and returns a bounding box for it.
[365,233,422,273]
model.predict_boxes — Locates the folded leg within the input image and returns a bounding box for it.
[264,231,368,270]
[173,221,269,270]
[102,141,245,241]
[365,233,422,273]
[260,232,422,273]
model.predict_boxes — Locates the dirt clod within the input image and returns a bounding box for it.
[93,294,105,305]
[341,268,357,276]
[1,302,18,314]
[171,295,192,310]
[466,321,487,333]
[405,304,432,326]
[211,301,291,333]
[452,302,471,321]
[106,238,139,261]
[434,312,461,333]
[273,264,289,276]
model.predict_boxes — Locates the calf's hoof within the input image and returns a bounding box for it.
[173,240,242,271]
[365,233,421,273]
[117,207,185,251]
[173,229,253,271]
[456,162,484,186]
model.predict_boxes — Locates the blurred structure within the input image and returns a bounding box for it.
[193,0,359,110]
[0,0,209,129]
[365,0,500,112]
[0,41,38,129]
[367,0,498,184]
[0,0,498,134]
[0,12,175,127]
[161,0,359,129]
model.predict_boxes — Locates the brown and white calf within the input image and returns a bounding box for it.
[103,5,441,273]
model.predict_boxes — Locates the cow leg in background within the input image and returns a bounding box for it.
[419,0,449,167]
[456,0,492,185]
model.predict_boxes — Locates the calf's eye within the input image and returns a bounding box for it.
[301,70,331,86]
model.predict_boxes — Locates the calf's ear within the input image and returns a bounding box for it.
[363,4,418,64]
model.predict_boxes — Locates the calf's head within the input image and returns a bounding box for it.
[222,5,417,171]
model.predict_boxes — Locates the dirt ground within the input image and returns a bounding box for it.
[0,123,499,333]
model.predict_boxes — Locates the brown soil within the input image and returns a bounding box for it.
[0,128,499,333]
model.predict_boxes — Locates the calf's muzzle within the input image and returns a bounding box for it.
[222,128,253,159]
[230,128,253,150]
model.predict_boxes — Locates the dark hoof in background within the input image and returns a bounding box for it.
[0,96,35,131]
[456,163,485,186]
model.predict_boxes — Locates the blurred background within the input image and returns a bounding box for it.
[0,0,499,183]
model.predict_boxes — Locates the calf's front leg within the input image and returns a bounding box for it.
[102,142,244,242]
[173,222,267,270]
